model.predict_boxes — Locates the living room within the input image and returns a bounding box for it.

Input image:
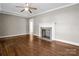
[0,2,79,56]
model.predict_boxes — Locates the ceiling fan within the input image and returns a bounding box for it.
[16,3,37,13]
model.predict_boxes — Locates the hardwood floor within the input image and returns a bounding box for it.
[0,34,79,56]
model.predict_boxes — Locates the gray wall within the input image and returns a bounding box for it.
[32,4,79,43]
[0,4,1,10]
[0,13,29,37]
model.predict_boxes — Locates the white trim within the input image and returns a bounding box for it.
[33,34,79,46]
[39,23,55,40]
[1,11,28,18]
[33,34,39,37]
[54,39,79,46]
[0,33,28,38]
[30,3,77,18]
[1,3,77,18]
[1,33,79,46]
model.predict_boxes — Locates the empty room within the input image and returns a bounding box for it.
[0,3,79,56]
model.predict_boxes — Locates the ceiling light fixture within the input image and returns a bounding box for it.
[25,7,29,11]
[16,3,37,13]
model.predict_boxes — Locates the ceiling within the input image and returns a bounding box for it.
[0,3,77,18]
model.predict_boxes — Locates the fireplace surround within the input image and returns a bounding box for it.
[39,23,55,40]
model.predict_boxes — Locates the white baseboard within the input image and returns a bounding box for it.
[1,33,79,46]
[33,34,39,37]
[33,34,79,46]
[54,39,79,46]
[0,33,29,38]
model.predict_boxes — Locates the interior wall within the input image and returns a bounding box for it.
[0,4,2,12]
[0,13,29,37]
[32,4,79,44]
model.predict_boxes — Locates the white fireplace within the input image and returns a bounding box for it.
[41,27,52,40]
[39,23,55,40]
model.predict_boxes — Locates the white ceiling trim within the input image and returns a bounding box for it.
[0,3,77,18]
[30,3,77,18]
[1,11,29,18]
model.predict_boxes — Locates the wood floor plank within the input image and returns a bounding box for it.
[0,35,79,56]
